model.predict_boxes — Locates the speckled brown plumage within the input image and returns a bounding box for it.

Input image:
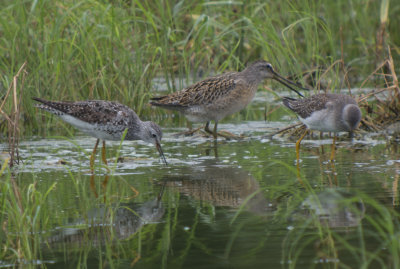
[150,60,306,139]
[150,72,237,109]
[33,97,167,164]
[33,97,140,127]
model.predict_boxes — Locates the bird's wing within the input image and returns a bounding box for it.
[34,98,139,125]
[283,95,329,119]
[150,72,238,109]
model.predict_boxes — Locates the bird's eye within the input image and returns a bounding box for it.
[266,63,273,70]
[152,133,157,138]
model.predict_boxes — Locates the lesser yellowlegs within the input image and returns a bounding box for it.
[282,93,361,161]
[150,60,307,139]
[33,97,168,168]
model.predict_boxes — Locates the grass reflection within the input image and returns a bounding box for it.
[1,138,400,268]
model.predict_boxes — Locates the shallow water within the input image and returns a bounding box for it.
[1,90,400,268]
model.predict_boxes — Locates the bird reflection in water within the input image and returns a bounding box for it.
[46,184,165,249]
[160,160,272,215]
[89,174,110,201]
[297,189,365,228]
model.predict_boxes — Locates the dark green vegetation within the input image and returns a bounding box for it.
[1,0,400,268]
[0,0,398,135]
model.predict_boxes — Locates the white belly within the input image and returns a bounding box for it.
[300,109,339,132]
[185,92,255,123]
[60,115,120,140]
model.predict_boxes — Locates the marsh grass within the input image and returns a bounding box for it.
[358,47,400,131]
[1,0,400,267]
[0,166,57,267]
[0,157,164,267]
[1,0,399,138]
[266,162,400,269]
[0,62,27,167]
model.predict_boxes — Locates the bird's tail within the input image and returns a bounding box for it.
[149,96,187,111]
[282,97,296,109]
[149,96,164,101]
[32,97,48,105]
[32,97,51,109]
[32,97,63,115]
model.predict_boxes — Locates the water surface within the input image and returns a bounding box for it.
[1,90,399,268]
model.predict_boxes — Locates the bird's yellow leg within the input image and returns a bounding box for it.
[330,135,337,162]
[101,141,108,165]
[90,174,98,198]
[90,139,100,174]
[296,129,308,164]
[102,174,109,202]
[101,140,111,173]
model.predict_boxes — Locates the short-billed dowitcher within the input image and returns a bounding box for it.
[282,93,361,161]
[33,97,167,168]
[150,60,306,139]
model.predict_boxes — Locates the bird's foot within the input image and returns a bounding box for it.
[174,126,203,137]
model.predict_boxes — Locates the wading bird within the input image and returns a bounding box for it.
[282,93,361,162]
[150,60,307,139]
[33,97,167,170]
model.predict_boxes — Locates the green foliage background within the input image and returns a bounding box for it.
[0,0,398,135]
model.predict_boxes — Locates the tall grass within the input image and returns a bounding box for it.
[0,0,398,136]
[0,164,57,266]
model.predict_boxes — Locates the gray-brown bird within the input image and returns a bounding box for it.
[282,93,361,161]
[150,60,306,139]
[33,97,167,169]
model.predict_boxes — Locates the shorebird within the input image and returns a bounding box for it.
[150,60,307,139]
[282,93,362,162]
[33,97,168,170]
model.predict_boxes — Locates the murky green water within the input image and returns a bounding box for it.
[2,91,400,268]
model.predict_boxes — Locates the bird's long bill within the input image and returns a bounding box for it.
[156,141,168,165]
[272,70,308,97]
[157,180,167,203]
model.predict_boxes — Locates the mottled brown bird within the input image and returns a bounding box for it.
[150,60,306,139]
[33,97,167,169]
